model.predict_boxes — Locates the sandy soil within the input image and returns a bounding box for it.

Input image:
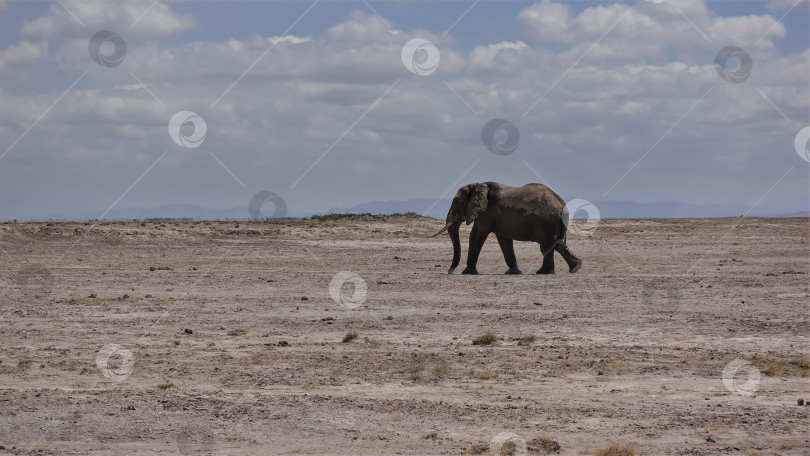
[0,217,808,456]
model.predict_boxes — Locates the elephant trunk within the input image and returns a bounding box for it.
[448,221,461,274]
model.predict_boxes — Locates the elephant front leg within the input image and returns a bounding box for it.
[461,225,488,274]
[496,234,521,274]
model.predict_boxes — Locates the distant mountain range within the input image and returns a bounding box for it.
[13,198,807,222]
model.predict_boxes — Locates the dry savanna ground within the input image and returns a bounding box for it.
[0,216,808,455]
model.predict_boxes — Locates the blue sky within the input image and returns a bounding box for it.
[0,0,808,219]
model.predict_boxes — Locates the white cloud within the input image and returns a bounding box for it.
[0,41,48,70]
[519,0,786,51]
[267,36,313,45]
[21,0,195,38]
[0,4,806,219]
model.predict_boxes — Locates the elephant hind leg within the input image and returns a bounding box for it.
[496,234,521,274]
[554,241,582,273]
[536,241,556,274]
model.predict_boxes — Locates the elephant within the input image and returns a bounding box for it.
[431,181,582,275]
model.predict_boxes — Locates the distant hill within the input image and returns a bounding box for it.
[25,204,311,222]
[15,200,807,222]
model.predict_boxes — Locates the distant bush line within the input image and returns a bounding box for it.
[308,212,427,222]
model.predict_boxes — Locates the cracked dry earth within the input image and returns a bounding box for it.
[0,217,808,456]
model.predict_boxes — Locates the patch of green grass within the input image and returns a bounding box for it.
[472,331,498,346]
[157,382,174,389]
[309,212,427,222]
[342,332,358,343]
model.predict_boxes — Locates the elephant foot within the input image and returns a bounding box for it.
[536,268,555,275]
[505,267,522,275]
[569,260,582,273]
[461,267,479,275]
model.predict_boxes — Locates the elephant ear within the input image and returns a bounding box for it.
[465,183,489,225]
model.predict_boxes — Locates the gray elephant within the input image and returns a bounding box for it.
[432,181,582,275]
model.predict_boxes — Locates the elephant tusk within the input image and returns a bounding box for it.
[430,221,453,238]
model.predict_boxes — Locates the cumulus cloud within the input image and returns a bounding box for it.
[519,0,785,51]
[21,0,195,38]
[0,41,48,70]
[0,2,806,219]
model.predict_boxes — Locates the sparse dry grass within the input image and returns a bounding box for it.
[157,382,174,389]
[470,370,498,380]
[776,442,804,450]
[751,354,810,377]
[328,368,343,380]
[592,444,636,456]
[342,332,358,343]
[528,434,562,453]
[512,335,537,345]
[243,352,270,365]
[472,331,498,346]
[406,354,449,381]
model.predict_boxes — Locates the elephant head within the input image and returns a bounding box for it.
[430,183,489,274]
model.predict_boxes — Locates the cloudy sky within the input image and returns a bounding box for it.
[0,0,808,220]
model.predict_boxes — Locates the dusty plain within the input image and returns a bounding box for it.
[0,216,808,455]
